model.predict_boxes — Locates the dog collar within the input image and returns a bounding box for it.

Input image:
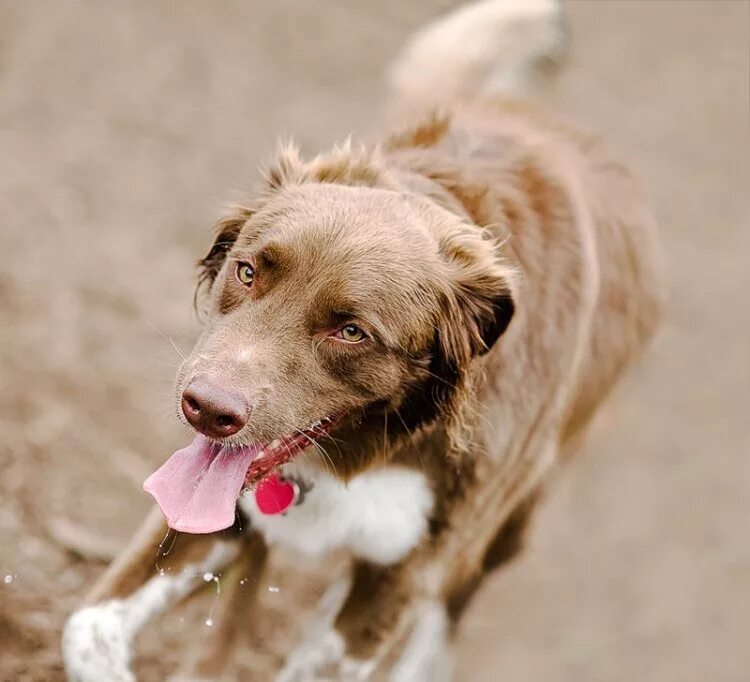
[254,473,310,515]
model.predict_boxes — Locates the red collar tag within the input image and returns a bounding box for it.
[254,474,300,515]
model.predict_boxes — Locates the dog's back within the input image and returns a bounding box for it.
[374,0,665,608]
[388,0,664,451]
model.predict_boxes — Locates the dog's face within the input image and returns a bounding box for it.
[177,163,515,482]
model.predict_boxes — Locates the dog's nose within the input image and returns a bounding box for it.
[181,377,250,438]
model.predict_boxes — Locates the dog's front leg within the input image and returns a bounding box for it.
[171,531,269,681]
[277,560,420,682]
[62,506,242,682]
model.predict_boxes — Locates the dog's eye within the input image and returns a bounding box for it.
[236,262,255,286]
[338,324,366,343]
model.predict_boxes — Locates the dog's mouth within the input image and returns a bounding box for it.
[143,416,339,534]
[242,416,337,486]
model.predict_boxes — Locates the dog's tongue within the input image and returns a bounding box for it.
[143,436,261,534]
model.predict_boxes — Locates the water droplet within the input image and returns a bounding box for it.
[239,578,247,585]
[267,585,280,593]
[205,618,214,627]
[158,568,166,576]
[203,572,214,583]
[3,574,14,584]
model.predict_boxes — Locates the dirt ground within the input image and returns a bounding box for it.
[0,1,748,680]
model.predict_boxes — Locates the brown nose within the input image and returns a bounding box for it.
[181,377,250,439]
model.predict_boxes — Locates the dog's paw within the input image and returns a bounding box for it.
[62,601,135,682]
[336,656,377,681]
[276,629,344,682]
[277,629,374,681]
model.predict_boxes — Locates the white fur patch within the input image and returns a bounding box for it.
[62,601,135,682]
[277,628,376,682]
[240,464,434,565]
[275,576,352,681]
[62,542,236,682]
[276,629,345,682]
[390,600,451,682]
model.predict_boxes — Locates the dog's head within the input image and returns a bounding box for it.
[144,146,515,533]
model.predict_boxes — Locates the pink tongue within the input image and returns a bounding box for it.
[143,436,261,534]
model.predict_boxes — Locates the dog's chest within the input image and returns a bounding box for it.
[238,464,434,565]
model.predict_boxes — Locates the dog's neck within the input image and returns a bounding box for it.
[304,405,426,481]
[299,398,479,509]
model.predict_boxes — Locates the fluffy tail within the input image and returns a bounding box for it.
[389,0,565,112]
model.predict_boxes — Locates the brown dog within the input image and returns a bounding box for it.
[62,1,664,680]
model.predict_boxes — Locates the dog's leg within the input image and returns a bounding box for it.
[326,497,536,682]
[275,573,355,682]
[389,494,539,682]
[439,488,540,627]
[278,465,549,682]
[389,599,451,682]
[386,500,535,682]
[62,506,244,682]
[277,560,420,682]
[170,531,269,682]
[276,518,535,682]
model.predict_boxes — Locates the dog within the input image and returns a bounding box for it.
[62,1,664,680]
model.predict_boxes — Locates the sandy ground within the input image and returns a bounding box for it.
[0,1,748,680]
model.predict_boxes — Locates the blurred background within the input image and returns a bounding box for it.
[0,1,748,680]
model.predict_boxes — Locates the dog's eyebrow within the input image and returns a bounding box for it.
[257,243,286,268]
[230,241,292,278]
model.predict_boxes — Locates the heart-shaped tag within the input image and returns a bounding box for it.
[254,474,299,515]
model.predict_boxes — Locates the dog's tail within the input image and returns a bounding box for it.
[389,0,565,113]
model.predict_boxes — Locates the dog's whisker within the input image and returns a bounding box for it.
[420,368,461,390]
[393,408,417,446]
[292,427,338,479]
[307,426,346,459]
[301,429,338,477]
[382,410,389,468]
[146,321,186,361]
[395,408,429,476]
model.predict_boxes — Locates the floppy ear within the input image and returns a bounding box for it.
[451,262,516,356]
[441,222,516,351]
[428,224,516,423]
[196,208,253,290]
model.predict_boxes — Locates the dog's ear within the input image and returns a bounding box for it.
[449,262,516,357]
[197,209,252,290]
[429,224,516,420]
[441,223,516,354]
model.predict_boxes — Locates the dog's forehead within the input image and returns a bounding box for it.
[253,184,434,251]
[247,184,444,286]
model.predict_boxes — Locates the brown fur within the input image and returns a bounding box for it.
[64,8,664,680]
